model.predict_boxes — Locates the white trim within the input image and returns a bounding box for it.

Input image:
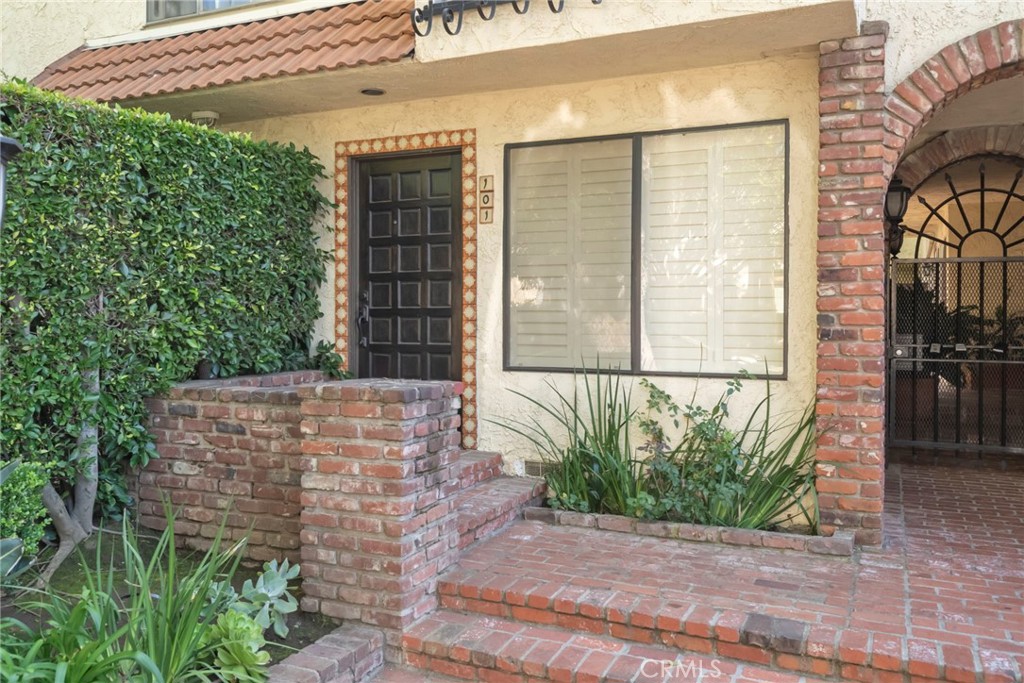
[85,0,362,49]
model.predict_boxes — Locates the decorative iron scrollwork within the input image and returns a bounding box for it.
[477,0,497,20]
[441,3,464,35]
[411,0,602,37]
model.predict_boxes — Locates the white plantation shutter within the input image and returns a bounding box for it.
[508,139,632,368]
[640,125,785,374]
[507,122,786,375]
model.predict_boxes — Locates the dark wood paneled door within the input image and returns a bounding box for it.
[355,152,461,380]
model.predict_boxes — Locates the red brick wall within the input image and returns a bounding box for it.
[297,379,463,661]
[815,21,889,546]
[138,373,462,660]
[139,370,323,562]
[816,20,1023,545]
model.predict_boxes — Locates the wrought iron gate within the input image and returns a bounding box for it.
[889,258,1024,454]
[887,158,1024,455]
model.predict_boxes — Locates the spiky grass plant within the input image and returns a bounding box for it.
[496,364,645,516]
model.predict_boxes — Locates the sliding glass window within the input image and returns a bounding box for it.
[505,121,788,377]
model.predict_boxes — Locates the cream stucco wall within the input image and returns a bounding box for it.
[232,55,821,470]
[414,0,852,63]
[0,1,144,81]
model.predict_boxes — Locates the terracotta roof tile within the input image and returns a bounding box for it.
[33,0,414,102]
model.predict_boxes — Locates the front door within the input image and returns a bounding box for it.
[355,152,461,380]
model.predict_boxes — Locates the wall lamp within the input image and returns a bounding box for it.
[885,176,911,257]
[190,110,221,128]
[412,0,603,37]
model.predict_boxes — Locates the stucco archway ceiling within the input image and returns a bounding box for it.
[906,74,1024,155]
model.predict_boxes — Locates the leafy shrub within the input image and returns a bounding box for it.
[635,375,818,530]
[0,82,332,523]
[499,366,818,532]
[0,461,50,552]
[311,340,352,381]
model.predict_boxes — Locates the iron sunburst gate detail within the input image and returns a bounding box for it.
[412,0,603,37]
[904,162,1024,258]
[888,157,1024,456]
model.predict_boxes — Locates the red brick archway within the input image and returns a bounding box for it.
[895,125,1024,189]
[815,20,1023,544]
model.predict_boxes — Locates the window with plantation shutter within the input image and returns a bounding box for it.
[505,121,787,377]
[507,139,633,369]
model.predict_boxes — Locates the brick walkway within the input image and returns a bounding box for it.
[410,463,1023,682]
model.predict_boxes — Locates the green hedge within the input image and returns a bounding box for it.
[0,83,331,496]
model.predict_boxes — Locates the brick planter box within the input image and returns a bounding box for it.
[523,507,855,557]
[138,370,324,562]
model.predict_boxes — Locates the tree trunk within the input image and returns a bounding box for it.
[71,366,100,534]
[71,290,103,534]
[38,483,89,585]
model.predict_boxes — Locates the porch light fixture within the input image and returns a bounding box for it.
[0,136,23,228]
[190,110,220,127]
[412,0,603,37]
[885,176,911,257]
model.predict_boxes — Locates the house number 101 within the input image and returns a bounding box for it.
[479,175,494,224]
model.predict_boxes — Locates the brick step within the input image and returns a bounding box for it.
[436,574,845,680]
[367,665,469,682]
[436,521,993,682]
[455,475,546,549]
[268,624,384,683]
[453,450,504,491]
[402,611,829,683]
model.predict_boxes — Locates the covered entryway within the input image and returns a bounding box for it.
[814,20,1024,543]
[888,156,1024,455]
[353,151,463,381]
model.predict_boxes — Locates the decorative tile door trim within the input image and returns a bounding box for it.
[334,130,480,448]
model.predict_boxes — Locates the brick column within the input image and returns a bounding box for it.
[297,379,462,659]
[815,21,889,546]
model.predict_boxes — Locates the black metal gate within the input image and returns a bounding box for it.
[889,258,1024,454]
[887,158,1024,455]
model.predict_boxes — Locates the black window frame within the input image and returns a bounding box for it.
[502,118,791,380]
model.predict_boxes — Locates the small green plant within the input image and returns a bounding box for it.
[121,503,249,682]
[214,558,301,638]
[201,610,270,682]
[640,373,819,531]
[0,504,296,682]
[0,533,165,683]
[311,340,352,380]
[499,365,819,533]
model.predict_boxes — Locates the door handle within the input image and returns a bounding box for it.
[357,291,370,348]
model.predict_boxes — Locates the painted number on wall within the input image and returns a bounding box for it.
[479,175,494,224]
